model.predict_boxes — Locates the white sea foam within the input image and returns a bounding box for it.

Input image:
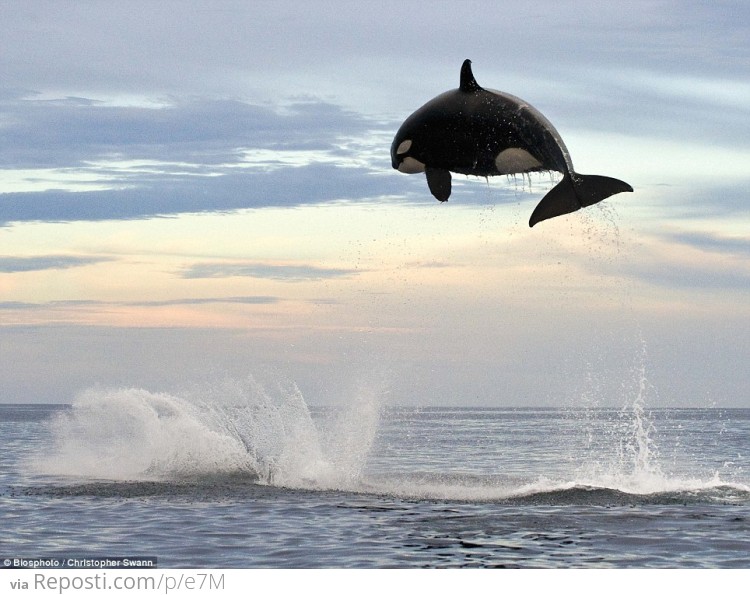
[30,374,384,490]
[32,387,254,479]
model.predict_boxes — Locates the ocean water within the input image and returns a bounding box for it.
[1,376,748,569]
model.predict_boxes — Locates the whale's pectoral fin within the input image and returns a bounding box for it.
[529,173,633,227]
[425,167,452,202]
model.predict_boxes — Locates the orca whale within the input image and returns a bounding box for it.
[391,59,633,226]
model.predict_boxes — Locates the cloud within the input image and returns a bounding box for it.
[606,229,750,291]
[0,301,41,310]
[0,167,421,225]
[0,255,112,273]
[0,164,539,227]
[127,296,282,307]
[180,262,362,282]
[0,296,281,311]
[0,95,425,224]
[546,70,750,151]
[0,97,378,169]
[627,262,750,291]
[5,2,747,99]
[666,230,750,256]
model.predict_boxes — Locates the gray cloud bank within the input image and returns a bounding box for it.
[0,296,282,311]
[0,255,111,273]
[181,262,362,282]
[0,97,411,224]
[0,97,372,169]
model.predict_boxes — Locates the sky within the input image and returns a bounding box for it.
[1,0,749,407]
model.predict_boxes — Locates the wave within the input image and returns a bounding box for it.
[21,472,750,506]
[24,374,749,506]
[358,472,750,505]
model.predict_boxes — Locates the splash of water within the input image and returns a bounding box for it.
[29,374,383,491]
[30,387,253,480]
[621,339,661,477]
[568,338,675,494]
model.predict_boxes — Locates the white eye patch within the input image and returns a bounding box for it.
[396,139,412,155]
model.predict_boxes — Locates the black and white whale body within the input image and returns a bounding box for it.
[391,60,633,227]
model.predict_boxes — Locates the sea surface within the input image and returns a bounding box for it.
[1,381,748,569]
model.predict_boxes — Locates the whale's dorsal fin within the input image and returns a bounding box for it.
[460,59,481,92]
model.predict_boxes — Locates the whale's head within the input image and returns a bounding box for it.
[390,134,426,174]
[392,58,479,175]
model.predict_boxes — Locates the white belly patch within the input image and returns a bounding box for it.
[494,148,542,174]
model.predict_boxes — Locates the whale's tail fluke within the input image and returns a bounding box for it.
[529,173,633,227]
